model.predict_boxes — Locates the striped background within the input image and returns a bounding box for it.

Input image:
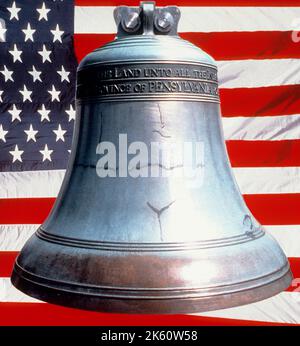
[1,0,300,325]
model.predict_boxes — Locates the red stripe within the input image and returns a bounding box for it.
[244,194,300,225]
[0,303,296,326]
[226,140,300,167]
[181,32,300,61]
[0,251,18,277]
[75,0,300,7]
[0,194,300,225]
[0,198,55,224]
[287,257,300,292]
[291,257,300,279]
[74,32,300,62]
[221,85,300,117]
[74,34,115,62]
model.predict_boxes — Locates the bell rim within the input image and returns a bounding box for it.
[11,266,292,314]
[11,259,292,314]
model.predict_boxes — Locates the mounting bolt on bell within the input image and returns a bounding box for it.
[121,11,141,33]
[154,11,174,33]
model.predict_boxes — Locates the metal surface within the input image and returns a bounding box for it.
[11,1,292,314]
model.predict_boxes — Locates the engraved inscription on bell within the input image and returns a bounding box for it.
[77,63,219,101]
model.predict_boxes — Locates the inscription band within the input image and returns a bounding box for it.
[77,62,220,103]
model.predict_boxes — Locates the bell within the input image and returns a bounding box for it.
[11,2,292,314]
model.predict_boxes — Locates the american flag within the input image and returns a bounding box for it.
[0,0,300,326]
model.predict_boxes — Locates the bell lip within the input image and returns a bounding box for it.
[11,264,292,315]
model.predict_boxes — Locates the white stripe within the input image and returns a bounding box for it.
[0,224,38,251]
[0,279,41,302]
[0,170,65,198]
[75,6,300,33]
[197,292,300,324]
[217,59,300,88]
[222,114,300,141]
[265,225,300,258]
[1,224,300,257]
[1,167,300,199]
[179,7,300,33]
[1,277,299,324]
[233,167,300,194]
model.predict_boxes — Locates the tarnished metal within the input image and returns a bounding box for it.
[11,1,292,314]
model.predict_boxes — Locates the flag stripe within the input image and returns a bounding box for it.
[181,32,300,61]
[0,302,294,326]
[0,198,55,224]
[0,225,38,251]
[75,0,300,6]
[233,167,300,194]
[227,140,300,167]
[268,226,300,261]
[222,114,300,141]
[74,33,115,62]
[220,85,300,117]
[74,32,300,62]
[243,194,300,225]
[199,291,300,324]
[0,279,40,303]
[218,59,300,88]
[75,0,300,7]
[0,252,18,277]
[75,6,300,33]
[0,170,66,199]
[0,194,300,225]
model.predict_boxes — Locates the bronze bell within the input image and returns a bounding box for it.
[11,2,292,314]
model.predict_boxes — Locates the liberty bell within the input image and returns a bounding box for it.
[11,2,292,313]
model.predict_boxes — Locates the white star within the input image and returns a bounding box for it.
[66,104,75,121]
[0,90,3,102]
[0,125,8,142]
[0,21,7,41]
[0,65,14,82]
[57,65,70,82]
[38,44,51,63]
[22,23,35,42]
[37,2,50,21]
[40,144,53,162]
[37,104,50,121]
[7,1,21,20]
[8,104,21,122]
[53,124,66,142]
[9,145,24,162]
[48,85,60,101]
[19,85,32,102]
[9,44,22,63]
[28,65,42,82]
[51,24,64,43]
[24,124,38,142]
